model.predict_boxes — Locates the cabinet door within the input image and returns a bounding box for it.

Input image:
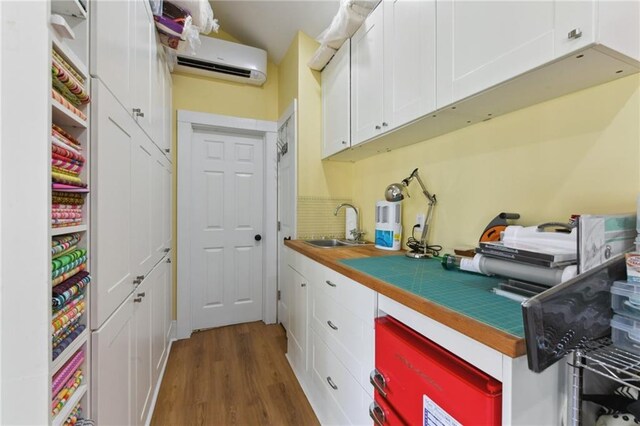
[132,0,153,131]
[322,40,350,158]
[151,149,166,261]
[164,63,173,159]
[287,265,308,378]
[90,0,132,112]
[383,0,436,129]
[131,128,154,279]
[151,259,168,385]
[351,4,384,146]
[133,277,153,426]
[437,1,556,107]
[162,157,172,252]
[92,79,135,328]
[92,292,135,426]
[554,0,596,57]
[150,42,166,148]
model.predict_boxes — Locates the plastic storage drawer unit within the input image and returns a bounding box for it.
[611,314,640,354]
[373,316,502,425]
[611,280,640,320]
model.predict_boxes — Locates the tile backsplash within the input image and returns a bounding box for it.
[297,196,353,239]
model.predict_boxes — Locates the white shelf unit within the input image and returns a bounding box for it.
[51,328,89,373]
[51,0,87,20]
[51,224,88,237]
[49,5,91,424]
[51,98,88,129]
[52,384,88,426]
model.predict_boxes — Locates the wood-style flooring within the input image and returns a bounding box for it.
[151,321,320,426]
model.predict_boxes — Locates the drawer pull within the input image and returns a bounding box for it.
[370,369,387,398]
[327,320,338,330]
[325,280,337,287]
[369,402,386,426]
[326,376,338,390]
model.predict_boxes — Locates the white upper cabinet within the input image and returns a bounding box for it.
[90,0,132,112]
[132,0,153,130]
[92,79,135,328]
[351,4,384,146]
[322,40,351,158]
[437,1,557,107]
[383,0,436,131]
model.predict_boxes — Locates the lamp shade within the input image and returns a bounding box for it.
[385,183,405,202]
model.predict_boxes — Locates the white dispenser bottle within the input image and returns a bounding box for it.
[375,201,402,250]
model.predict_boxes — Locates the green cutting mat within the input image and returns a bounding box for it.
[340,255,524,337]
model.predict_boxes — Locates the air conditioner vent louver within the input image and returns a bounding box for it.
[173,36,267,86]
[176,56,252,79]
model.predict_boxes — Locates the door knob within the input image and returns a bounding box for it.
[254,234,262,241]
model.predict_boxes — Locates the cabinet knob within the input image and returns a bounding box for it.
[137,292,146,297]
[137,275,145,280]
[382,122,388,127]
[254,234,262,241]
[163,248,170,253]
[133,279,142,285]
[134,297,143,303]
[327,320,338,330]
[568,28,582,39]
[375,125,381,130]
[341,140,347,145]
[166,258,172,264]
[326,376,338,390]
[301,282,307,287]
[132,108,144,118]
[164,148,170,153]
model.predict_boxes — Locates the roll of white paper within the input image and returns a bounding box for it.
[345,208,357,240]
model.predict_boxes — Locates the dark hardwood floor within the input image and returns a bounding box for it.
[151,321,320,426]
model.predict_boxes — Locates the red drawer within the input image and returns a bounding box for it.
[371,395,407,426]
[374,316,502,425]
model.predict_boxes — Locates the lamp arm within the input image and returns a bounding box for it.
[413,170,437,204]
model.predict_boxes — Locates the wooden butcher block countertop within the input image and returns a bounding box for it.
[284,240,526,358]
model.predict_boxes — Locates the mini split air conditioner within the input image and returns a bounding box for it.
[174,36,267,86]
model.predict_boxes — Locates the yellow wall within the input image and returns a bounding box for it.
[278,35,298,118]
[350,74,640,253]
[170,30,279,318]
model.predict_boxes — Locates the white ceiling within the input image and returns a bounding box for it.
[210,1,341,64]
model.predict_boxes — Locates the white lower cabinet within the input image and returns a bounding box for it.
[286,263,309,379]
[93,256,172,426]
[92,291,136,426]
[285,248,375,425]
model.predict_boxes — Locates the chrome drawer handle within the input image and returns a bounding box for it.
[327,320,338,330]
[325,280,337,287]
[137,292,146,297]
[301,282,307,287]
[370,369,387,398]
[326,376,338,390]
[134,297,143,303]
[369,402,386,426]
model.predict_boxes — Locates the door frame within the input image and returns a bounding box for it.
[276,100,298,326]
[176,110,278,340]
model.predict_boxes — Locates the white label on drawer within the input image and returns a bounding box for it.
[423,394,461,426]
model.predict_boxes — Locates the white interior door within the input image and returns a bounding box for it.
[190,128,264,330]
[277,101,297,330]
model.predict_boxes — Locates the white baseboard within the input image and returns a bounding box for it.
[144,320,177,426]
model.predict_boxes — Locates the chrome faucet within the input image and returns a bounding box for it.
[334,203,365,241]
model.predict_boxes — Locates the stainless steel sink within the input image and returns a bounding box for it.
[304,239,368,248]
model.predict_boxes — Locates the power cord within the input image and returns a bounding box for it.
[407,224,442,256]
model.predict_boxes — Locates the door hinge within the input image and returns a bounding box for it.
[277,221,281,231]
[277,290,281,301]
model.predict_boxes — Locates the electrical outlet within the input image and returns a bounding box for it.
[416,213,426,233]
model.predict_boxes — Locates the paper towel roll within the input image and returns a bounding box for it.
[345,208,357,240]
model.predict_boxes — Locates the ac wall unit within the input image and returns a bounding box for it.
[174,36,267,86]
